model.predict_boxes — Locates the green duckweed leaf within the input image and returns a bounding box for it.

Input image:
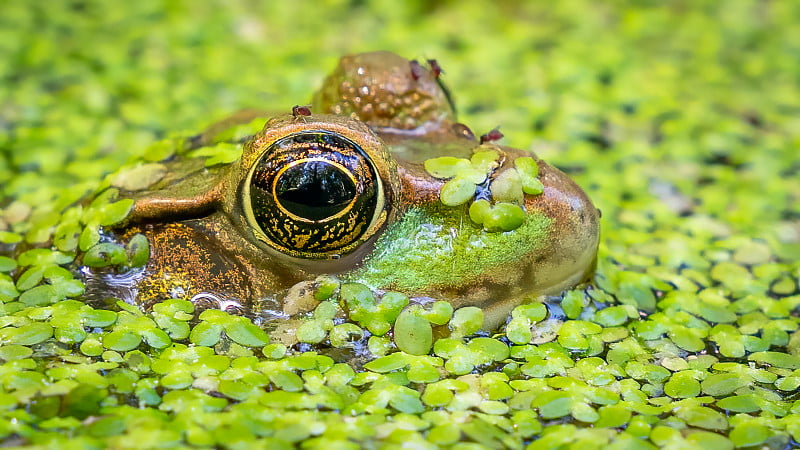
[3,322,53,345]
[313,275,340,301]
[126,233,150,267]
[394,308,433,355]
[98,199,134,227]
[103,330,142,351]
[749,351,800,369]
[664,371,702,399]
[516,157,543,195]
[0,344,33,361]
[440,177,475,206]
[716,395,760,413]
[364,352,408,373]
[490,169,523,204]
[79,338,104,357]
[562,290,585,319]
[190,142,243,167]
[482,202,526,232]
[686,431,734,449]
[79,222,101,252]
[19,284,61,306]
[53,221,81,252]
[224,319,269,347]
[17,249,74,267]
[729,422,771,448]
[594,404,632,428]
[594,306,632,327]
[262,343,287,359]
[506,318,533,344]
[84,310,117,327]
[15,266,44,291]
[420,301,453,325]
[513,302,548,322]
[296,320,328,344]
[86,416,127,439]
[0,275,19,300]
[532,391,572,419]
[111,163,167,191]
[0,256,18,272]
[143,139,179,162]
[468,199,492,224]
[83,243,128,268]
[674,405,727,431]
[450,307,484,336]
[329,323,363,347]
[424,156,471,178]
[312,300,337,321]
[0,231,22,244]
[141,328,171,349]
[470,150,500,172]
[701,372,747,397]
[190,322,223,347]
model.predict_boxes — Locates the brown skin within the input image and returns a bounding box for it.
[103,51,600,329]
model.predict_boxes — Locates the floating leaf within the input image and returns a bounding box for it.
[126,233,150,267]
[440,177,475,206]
[516,157,543,195]
[4,322,54,345]
[424,156,471,178]
[490,169,523,204]
[394,308,433,355]
[111,163,167,191]
[190,321,223,347]
[83,243,128,268]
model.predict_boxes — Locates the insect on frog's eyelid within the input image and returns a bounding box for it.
[292,105,312,120]
[427,59,443,78]
[480,127,504,144]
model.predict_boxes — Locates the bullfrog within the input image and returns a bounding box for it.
[86,51,600,330]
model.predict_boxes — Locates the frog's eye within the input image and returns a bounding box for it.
[243,130,385,259]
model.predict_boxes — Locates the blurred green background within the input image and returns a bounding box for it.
[1,0,799,447]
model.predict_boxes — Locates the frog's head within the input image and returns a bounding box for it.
[225,114,402,271]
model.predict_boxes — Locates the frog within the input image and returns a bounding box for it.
[85,51,600,330]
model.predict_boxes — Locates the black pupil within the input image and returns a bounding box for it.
[275,160,356,221]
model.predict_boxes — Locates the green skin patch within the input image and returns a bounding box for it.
[348,204,553,292]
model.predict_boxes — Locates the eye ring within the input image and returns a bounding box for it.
[241,128,389,260]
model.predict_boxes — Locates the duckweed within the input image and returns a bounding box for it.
[393,306,434,355]
[2,0,799,447]
[424,150,542,232]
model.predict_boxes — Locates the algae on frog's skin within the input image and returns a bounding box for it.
[348,204,552,292]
